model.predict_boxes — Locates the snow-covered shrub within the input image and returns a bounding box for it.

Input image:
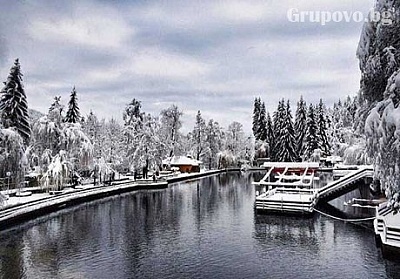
[0,128,25,188]
[217,150,237,168]
[60,123,93,168]
[365,70,400,206]
[342,139,371,165]
[41,150,71,191]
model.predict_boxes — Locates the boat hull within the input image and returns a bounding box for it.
[374,205,400,259]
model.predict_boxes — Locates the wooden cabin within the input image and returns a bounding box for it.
[162,156,202,173]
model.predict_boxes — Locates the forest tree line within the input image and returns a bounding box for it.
[2,0,400,213]
[0,59,252,189]
[252,96,331,162]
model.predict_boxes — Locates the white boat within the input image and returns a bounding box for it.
[374,203,400,258]
[253,162,320,214]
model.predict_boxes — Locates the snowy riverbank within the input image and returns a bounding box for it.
[0,169,228,229]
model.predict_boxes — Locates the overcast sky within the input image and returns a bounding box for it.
[0,0,375,133]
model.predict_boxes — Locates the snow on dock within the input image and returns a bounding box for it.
[254,164,374,214]
[317,166,374,201]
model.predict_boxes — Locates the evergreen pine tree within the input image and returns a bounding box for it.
[294,96,307,160]
[258,102,267,141]
[272,99,285,160]
[193,110,207,160]
[48,96,64,124]
[265,112,275,159]
[316,99,331,156]
[252,97,261,140]
[277,100,297,162]
[0,59,31,143]
[304,104,319,159]
[64,87,81,123]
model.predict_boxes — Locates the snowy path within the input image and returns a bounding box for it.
[0,169,226,229]
[0,179,167,228]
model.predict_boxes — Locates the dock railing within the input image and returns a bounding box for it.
[317,166,374,201]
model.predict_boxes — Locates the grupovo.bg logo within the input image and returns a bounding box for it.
[287,8,395,26]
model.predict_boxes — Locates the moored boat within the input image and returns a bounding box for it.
[374,203,400,259]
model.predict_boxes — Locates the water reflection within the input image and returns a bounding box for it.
[0,172,398,279]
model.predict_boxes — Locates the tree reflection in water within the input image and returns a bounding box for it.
[0,172,399,278]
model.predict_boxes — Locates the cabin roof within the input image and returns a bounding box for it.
[162,156,202,166]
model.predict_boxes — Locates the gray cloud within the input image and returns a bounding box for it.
[0,0,371,133]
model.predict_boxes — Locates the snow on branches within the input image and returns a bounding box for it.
[365,70,400,207]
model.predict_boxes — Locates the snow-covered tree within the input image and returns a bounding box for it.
[254,140,268,160]
[83,111,102,157]
[123,98,143,133]
[103,118,124,171]
[41,150,71,191]
[343,140,370,165]
[31,116,60,159]
[30,94,93,189]
[304,104,319,159]
[0,59,31,186]
[64,87,80,124]
[123,98,144,169]
[225,121,247,163]
[354,0,400,209]
[204,119,224,169]
[252,97,261,140]
[258,102,267,141]
[341,96,357,128]
[272,99,285,160]
[191,110,207,161]
[0,59,31,143]
[265,112,274,159]
[253,99,269,160]
[217,150,236,168]
[294,96,307,158]
[276,100,297,162]
[356,0,400,122]
[383,46,399,80]
[48,96,63,124]
[0,128,26,187]
[28,96,65,177]
[59,122,93,171]
[130,113,163,171]
[327,94,371,160]
[160,104,183,157]
[365,68,400,208]
[330,99,348,155]
[316,99,331,156]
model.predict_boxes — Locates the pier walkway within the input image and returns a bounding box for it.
[255,165,374,214]
[317,166,374,202]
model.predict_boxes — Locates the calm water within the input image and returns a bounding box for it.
[0,172,399,279]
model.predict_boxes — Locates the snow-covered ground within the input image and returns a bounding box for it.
[0,169,224,228]
[4,193,49,207]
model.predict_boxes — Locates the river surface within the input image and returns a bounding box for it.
[0,172,399,279]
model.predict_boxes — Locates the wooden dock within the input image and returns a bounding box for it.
[255,165,374,214]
